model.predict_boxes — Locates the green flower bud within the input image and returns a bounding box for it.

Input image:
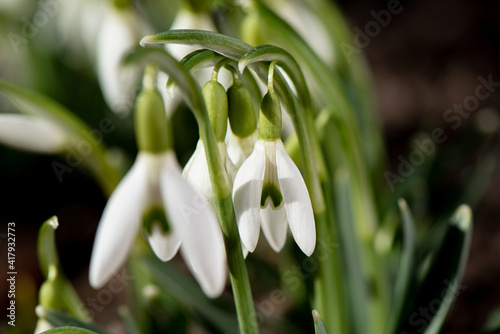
[135,89,172,153]
[39,266,64,310]
[228,82,257,138]
[203,80,228,142]
[258,91,282,141]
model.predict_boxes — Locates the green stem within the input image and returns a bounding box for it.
[132,48,258,334]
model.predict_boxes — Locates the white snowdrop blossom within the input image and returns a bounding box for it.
[227,129,258,168]
[89,150,227,298]
[90,76,226,298]
[0,114,66,154]
[233,139,316,256]
[96,7,150,116]
[183,140,237,202]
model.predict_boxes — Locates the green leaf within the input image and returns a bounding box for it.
[37,217,90,321]
[36,307,109,334]
[387,199,417,334]
[398,205,472,334]
[481,305,500,334]
[166,49,225,88]
[334,168,370,334]
[38,216,60,278]
[40,327,99,334]
[140,29,253,60]
[312,310,329,334]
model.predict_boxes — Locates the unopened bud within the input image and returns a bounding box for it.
[228,82,257,138]
[203,80,228,142]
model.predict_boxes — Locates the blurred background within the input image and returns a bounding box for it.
[0,0,499,333]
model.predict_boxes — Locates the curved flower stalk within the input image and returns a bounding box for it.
[90,69,226,298]
[233,70,316,256]
[156,4,231,115]
[96,4,151,116]
[0,114,66,154]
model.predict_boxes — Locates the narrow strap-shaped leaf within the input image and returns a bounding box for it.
[387,199,417,333]
[334,167,370,334]
[36,306,109,334]
[398,205,472,334]
[166,49,225,87]
[313,310,329,334]
[37,217,90,321]
[481,305,500,334]
[39,328,99,334]
[38,216,60,278]
[141,29,254,60]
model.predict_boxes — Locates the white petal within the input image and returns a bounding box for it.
[0,114,66,153]
[161,152,227,298]
[147,224,181,262]
[232,140,266,252]
[276,140,316,256]
[183,140,213,202]
[227,130,258,169]
[260,204,288,253]
[96,8,149,116]
[89,153,152,288]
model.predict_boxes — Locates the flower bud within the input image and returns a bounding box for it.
[135,88,172,153]
[202,80,228,142]
[228,82,257,138]
[258,91,282,141]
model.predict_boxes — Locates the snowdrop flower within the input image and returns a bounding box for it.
[96,4,150,116]
[232,89,316,256]
[90,72,226,298]
[226,79,258,168]
[183,79,237,202]
[0,114,66,154]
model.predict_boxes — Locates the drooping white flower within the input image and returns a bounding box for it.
[183,140,237,202]
[227,129,258,168]
[90,75,226,298]
[96,6,150,116]
[0,114,66,154]
[233,139,316,256]
[232,86,316,256]
[90,151,226,297]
